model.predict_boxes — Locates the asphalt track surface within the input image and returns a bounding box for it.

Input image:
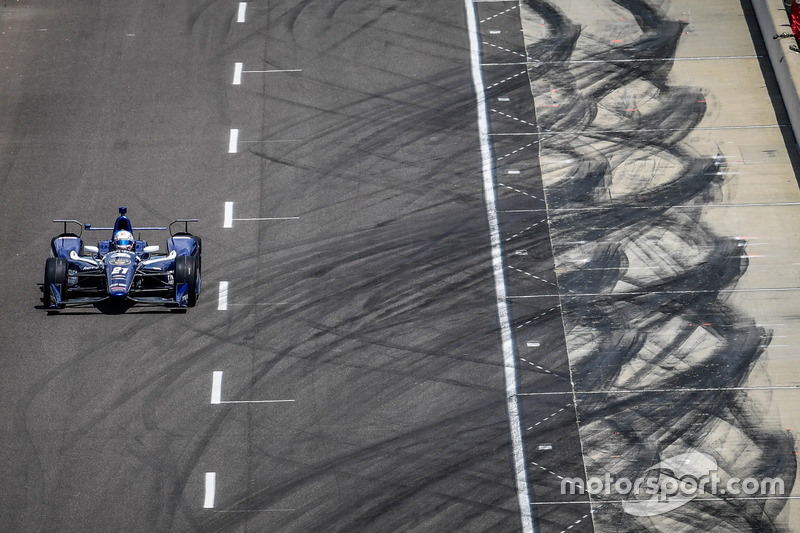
[0,0,587,532]
[1,1,799,532]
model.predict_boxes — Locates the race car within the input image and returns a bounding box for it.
[43,207,201,310]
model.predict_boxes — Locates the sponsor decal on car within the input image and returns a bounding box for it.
[108,255,132,266]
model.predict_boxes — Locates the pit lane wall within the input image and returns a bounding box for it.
[753,0,800,147]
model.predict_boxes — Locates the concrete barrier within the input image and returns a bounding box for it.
[753,0,800,146]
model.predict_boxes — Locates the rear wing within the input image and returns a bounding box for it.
[83,206,168,232]
[55,208,198,237]
[169,219,199,236]
[84,225,167,231]
[53,220,84,236]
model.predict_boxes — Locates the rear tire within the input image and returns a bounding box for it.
[44,257,68,307]
[174,255,198,307]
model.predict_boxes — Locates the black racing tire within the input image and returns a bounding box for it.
[44,257,68,307]
[174,255,198,307]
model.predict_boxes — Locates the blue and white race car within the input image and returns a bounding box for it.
[44,207,201,310]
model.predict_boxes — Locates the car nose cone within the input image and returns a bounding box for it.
[109,285,128,297]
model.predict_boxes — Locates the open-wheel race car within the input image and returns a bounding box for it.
[43,207,201,311]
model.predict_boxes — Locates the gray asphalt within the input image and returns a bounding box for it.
[0,1,585,532]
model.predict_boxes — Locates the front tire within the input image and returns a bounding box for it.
[174,255,198,307]
[44,257,68,307]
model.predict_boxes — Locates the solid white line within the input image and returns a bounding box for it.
[228,129,239,153]
[465,2,534,532]
[217,281,229,311]
[215,509,297,513]
[211,371,223,404]
[528,496,800,506]
[526,55,760,65]
[223,202,234,228]
[236,2,247,23]
[542,125,783,134]
[233,217,300,221]
[204,472,216,508]
[242,69,303,73]
[228,302,292,306]
[499,201,800,213]
[492,124,787,135]
[233,62,243,85]
[518,385,800,396]
[222,399,296,404]
[210,370,294,404]
[508,286,800,299]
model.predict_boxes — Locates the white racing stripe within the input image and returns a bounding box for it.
[464,1,535,532]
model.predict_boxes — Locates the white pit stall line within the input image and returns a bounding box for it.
[210,371,295,404]
[243,68,303,74]
[204,472,216,508]
[211,371,223,404]
[223,201,234,228]
[465,1,534,532]
[236,2,247,23]
[233,217,300,222]
[233,63,301,85]
[217,281,229,311]
[228,129,239,153]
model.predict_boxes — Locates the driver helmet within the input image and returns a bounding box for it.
[114,230,134,251]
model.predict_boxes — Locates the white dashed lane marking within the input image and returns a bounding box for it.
[519,356,569,382]
[211,371,223,404]
[204,472,216,508]
[505,219,547,242]
[531,460,567,481]
[495,140,539,161]
[497,182,542,201]
[560,513,592,533]
[515,305,560,330]
[485,69,527,90]
[508,266,558,288]
[479,4,518,24]
[217,281,229,311]
[483,41,527,58]
[491,108,536,127]
[223,201,234,228]
[527,404,571,431]
[228,128,239,153]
